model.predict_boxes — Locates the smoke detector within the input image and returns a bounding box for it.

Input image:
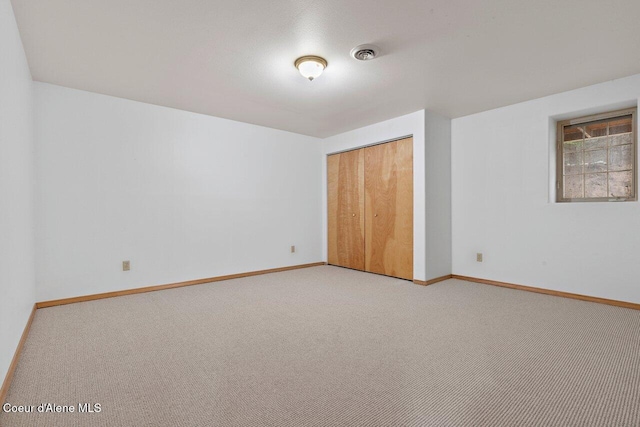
[350,44,379,61]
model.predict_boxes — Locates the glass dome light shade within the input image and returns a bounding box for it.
[295,56,327,81]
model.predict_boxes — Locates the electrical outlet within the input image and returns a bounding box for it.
[122,260,130,271]
[291,245,296,253]
[476,253,483,262]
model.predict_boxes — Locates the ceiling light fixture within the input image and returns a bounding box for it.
[295,56,327,81]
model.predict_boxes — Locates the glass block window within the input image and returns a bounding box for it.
[557,108,637,202]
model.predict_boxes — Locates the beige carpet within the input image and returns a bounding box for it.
[1,266,639,426]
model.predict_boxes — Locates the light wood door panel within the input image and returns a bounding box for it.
[364,138,413,280]
[327,149,365,270]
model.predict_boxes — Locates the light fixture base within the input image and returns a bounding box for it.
[294,55,328,69]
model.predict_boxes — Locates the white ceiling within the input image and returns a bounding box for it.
[11,0,640,137]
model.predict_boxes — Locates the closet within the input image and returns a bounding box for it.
[327,137,413,280]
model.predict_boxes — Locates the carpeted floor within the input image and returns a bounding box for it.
[1,265,639,426]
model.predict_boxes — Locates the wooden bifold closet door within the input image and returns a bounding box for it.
[327,137,413,280]
[364,138,413,280]
[327,149,365,270]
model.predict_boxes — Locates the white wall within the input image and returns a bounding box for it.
[452,73,640,304]
[35,83,323,301]
[0,0,36,385]
[425,113,452,280]
[321,111,430,281]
